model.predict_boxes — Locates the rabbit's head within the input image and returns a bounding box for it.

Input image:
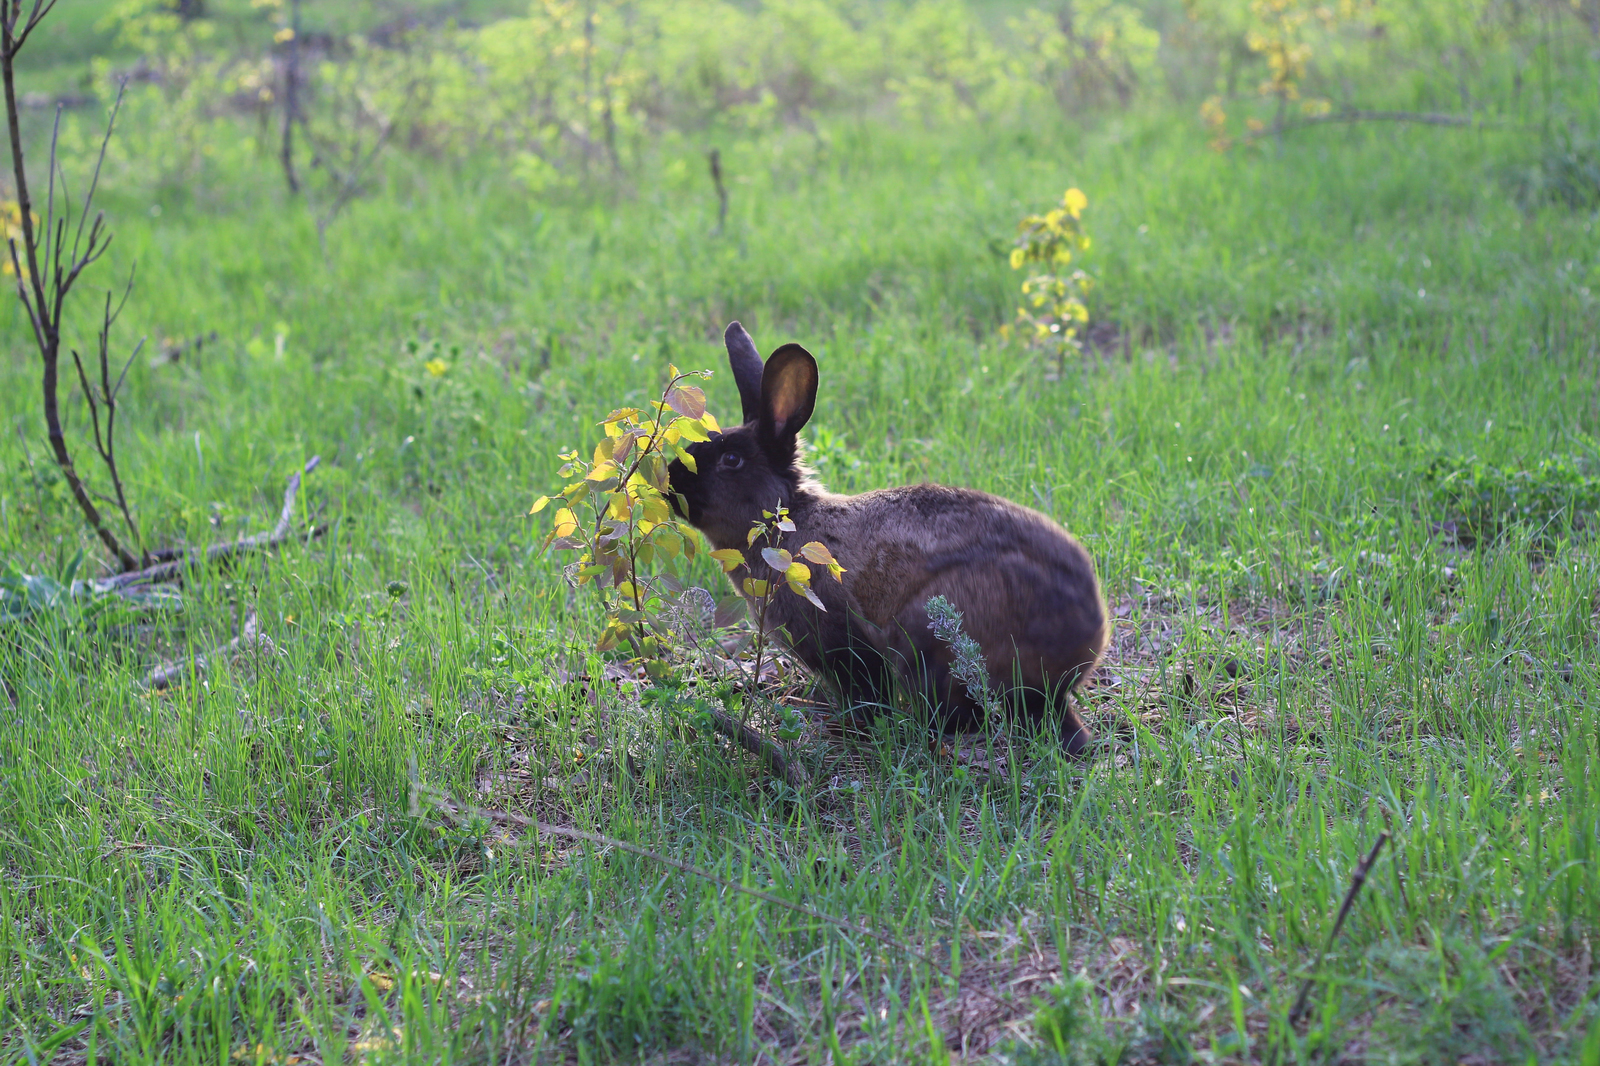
[668,322,817,548]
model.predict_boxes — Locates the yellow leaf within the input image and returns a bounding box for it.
[606,492,631,520]
[641,494,672,525]
[366,972,396,993]
[799,542,837,566]
[587,461,619,482]
[672,444,697,473]
[552,508,579,537]
[701,411,721,433]
[593,437,615,464]
[742,578,770,598]
[1063,187,1087,217]
[710,548,745,572]
[747,525,762,547]
[595,621,629,652]
[601,407,641,424]
[529,496,552,515]
[785,561,811,582]
[675,418,710,442]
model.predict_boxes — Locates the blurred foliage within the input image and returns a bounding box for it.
[75,0,1596,192]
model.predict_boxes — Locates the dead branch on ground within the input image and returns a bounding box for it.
[101,456,322,590]
[142,609,275,690]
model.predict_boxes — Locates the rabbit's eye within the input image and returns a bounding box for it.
[718,452,745,471]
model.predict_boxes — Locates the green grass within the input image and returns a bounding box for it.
[1,28,1599,1065]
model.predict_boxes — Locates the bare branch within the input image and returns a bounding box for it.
[706,704,808,788]
[1288,832,1390,1025]
[71,82,124,267]
[142,611,275,691]
[69,347,105,457]
[102,457,323,590]
[11,0,58,54]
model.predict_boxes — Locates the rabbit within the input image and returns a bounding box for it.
[666,321,1108,756]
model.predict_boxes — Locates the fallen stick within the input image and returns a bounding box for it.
[707,704,808,788]
[141,610,275,690]
[1288,832,1390,1025]
[102,456,321,590]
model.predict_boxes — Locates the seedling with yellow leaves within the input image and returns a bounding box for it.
[529,366,720,664]
[707,503,845,710]
[1004,188,1096,377]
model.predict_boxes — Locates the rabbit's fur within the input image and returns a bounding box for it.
[667,322,1108,755]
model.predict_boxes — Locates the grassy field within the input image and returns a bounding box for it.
[0,3,1598,1061]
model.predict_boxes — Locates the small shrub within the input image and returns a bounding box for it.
[1003,188,1097,377]
[996,976,1094,1065]
[1417,453,1600,548]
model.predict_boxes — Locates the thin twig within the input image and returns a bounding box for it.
[1243,109,1514,142]
[142,610,274,690]
[1288,832,1390,1025]
[420,787,1015,1013]
[101,457,321,589]
[280,0,301,194]
[709,148,728,236]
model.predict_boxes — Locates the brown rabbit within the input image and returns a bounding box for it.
[667,322,1108,756]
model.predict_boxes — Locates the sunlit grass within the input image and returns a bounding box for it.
[0,55,1597,1064]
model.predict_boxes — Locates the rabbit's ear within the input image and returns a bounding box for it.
[724,322,765,424]
[759,343,817,445]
